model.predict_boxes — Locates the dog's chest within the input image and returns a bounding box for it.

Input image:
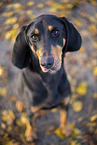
[20,69,70,107]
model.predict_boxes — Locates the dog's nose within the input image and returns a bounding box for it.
[41,57,54,68]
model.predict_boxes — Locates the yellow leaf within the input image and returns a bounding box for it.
[3,140,14,145]
[2,110,15,123]
[37,3,45,9]
[49,8,57,13]
[7,3,22,9]
[0,87,7,96]
[71,141,77,145]
[79,47,85,53]
[72,128,81,138]
[26,10,35,19]
[70,123,75,129]
[5,17,17,25]
[90,114,97,122]
[73,19,83,28]
[26,10,33,15]
[2,12,14,17]
[72,101,83,112]
[77,81,88,95]
[54,127,65,139]
[16,113,27,126]
[75,0,80,4]
[9,110,15,120]
[48,2,64,10]
[27,1,35,6]
[93,67,97,76]
[0,2,3,7]
[13,24,19,29]
[20,115,28,124]
[5,29,19,41]
[90,0,97,5]
[88,24,97,34]
[93,41,97,48]
[66,3,74,9]
[93,93,97,99]
[0,66,4,76]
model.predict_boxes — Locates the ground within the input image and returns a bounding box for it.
[0,0,97,145]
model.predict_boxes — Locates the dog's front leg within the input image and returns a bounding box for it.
[25,113,37,142]
[59,97,72,137]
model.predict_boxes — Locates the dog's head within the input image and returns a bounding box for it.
[12,15,82,73]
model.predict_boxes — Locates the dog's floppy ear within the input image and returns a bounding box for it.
[12,26,31,69]
[61,17,82,52]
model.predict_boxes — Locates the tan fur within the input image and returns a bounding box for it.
[63,38,66,46]
[35,28,39,34]
[48,25,53,31]
[60,108,67,128]
[61,96,70,105]
[36,48,42,58]
[31,106,41,113]
[31,45,35,53]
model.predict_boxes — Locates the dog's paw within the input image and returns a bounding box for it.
[16,101,24,112]
[25,122,37,142]
[61,124,72,137]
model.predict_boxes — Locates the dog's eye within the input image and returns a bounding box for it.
[52,30,59,37]
[31,35,38,41]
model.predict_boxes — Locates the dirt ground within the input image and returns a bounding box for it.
[0,0,97,145]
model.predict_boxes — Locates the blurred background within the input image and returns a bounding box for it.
[0,0,97,144]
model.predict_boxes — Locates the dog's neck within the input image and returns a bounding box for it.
[27,59,65,84]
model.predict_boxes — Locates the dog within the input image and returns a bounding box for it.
[12,14,82,142]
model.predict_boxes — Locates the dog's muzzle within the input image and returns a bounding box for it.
[40,57,54,69]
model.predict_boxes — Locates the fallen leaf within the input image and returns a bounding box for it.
[93,93,97,99]
[90,114,97,122]
[73,19,83,28]
[2,110,15,124]
[0,66,4,76]
[2,12,14,17]
[37,3,45,9]
[54,127,65,139]
[90,0,97,5]
[27,1,35,6]
[93,67,97,76]
[5,17,17,25]
[5,28,19,41]
[0,87,7,96]
[26,10,35,19]
[79,47,85,53]
[13,24,19,29]
[7,3,22,9]
[88,24,97,34]
[77,81,88,95]
[72,101,83,112]
[0,2,3,7]
[70,141,78,145]
[49,8,57,13]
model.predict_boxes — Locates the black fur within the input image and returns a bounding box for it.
[12,14,82,117]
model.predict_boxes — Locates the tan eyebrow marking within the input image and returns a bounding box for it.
[48,25,53,31]
[35,28,39,34]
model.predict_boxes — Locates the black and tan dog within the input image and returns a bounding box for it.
[12,14,82,142]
